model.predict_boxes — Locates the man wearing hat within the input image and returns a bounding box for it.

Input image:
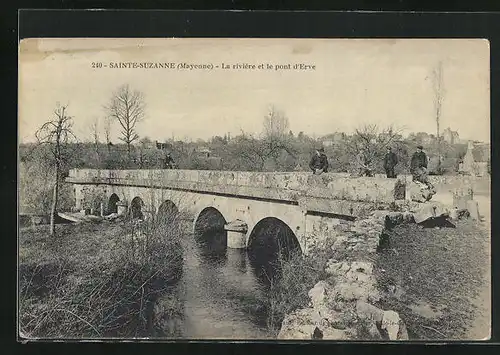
[383,146,399,178]
[309,147,329,175]
[163,152,176,169]
[410,145,432,188]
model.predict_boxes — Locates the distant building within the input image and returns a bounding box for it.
[410,132,434,145]
[459,141,490,176]
[155,141,173,151]
[422,134,434,145]
[197,147,212,158]
[322,132,346,147]
[442,127,460,145]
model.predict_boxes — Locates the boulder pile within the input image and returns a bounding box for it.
[278,210,412,340]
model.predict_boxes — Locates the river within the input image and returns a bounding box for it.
[158,229,278,339]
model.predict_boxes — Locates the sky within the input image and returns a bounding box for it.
[18,38,490,144]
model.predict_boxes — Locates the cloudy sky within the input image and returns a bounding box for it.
[19,38,490,143]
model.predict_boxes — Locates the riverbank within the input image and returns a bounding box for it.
[275,205,490,341]
[19,217,183,339]
[376,219,490,339]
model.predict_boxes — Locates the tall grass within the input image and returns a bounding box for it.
[19,209,184,339]
[259,236,335,336]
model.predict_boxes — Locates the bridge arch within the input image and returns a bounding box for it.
[193,207,228,255]
[156,200,179,227]
[107,193,120,214]
[129,196,145,219]
[247,217,302,257]
[247,217,302,285]
[193,206,227,235]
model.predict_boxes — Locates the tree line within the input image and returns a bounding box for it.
[20,83,470,235]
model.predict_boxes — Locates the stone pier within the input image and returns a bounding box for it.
[224,219,248,249]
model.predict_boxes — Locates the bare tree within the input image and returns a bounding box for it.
[431,61,445,169]
[105,84,146,162]
[235,107,297,171]
[263,105,289,139]
[235,133,268,171]
[35,104,77,236]
[137,137,153,168]
[90,118,101,168]
[352,124,404,151]
[263,106,296,165]
[350,124,405,172]
[103,116,112,153]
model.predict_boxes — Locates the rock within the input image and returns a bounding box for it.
[277,324,315,340]
[449,208,459,220]
[381,310,401,340]
[326,260,380,303]
[350,261,373,275]
[278,306,351,340]
[356,301,384,323]
[312,326,323,339]
[335,282,370,302]
[367,322,383,339]
[384,212,405,227]
[413,202,450,224]
[409,181,435,203]
[311,305,342,326]
[321,327,350,340]
[453,188,474,210]
[450,207,472,221]
[325,260,349,275]
[105,212,120,220]
[466,200,480,221]
[308,281,329,308]
[398,320,409,340]
[278,308,330,340]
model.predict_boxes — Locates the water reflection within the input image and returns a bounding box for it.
[194,229,228,266]
[176,228,272,338]
[156,215,301,339]
[247,217,302,289]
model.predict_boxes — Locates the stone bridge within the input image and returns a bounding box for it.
[66,169,406,254]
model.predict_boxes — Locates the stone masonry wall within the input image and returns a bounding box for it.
[278,210,414,340]
[67,169,405,207]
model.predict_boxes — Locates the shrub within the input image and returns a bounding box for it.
[262,239,334,335]
[19,209,184,339]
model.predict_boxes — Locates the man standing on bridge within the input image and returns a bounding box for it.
[163,152,176,169]
[383,146,398,178]
[410,145,434,190]
[309,147,329,175]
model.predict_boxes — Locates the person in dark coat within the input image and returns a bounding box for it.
[383,147,398,178]
[410,145,433,188]
[309,147,329,175]
[163,152,176,169]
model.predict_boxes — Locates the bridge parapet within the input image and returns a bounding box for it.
[67,169,405,216]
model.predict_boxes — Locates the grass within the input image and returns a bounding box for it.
[260,236,338,336]
[19,213,184,339]
[375,219,490,340]
[259,215,490,340]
